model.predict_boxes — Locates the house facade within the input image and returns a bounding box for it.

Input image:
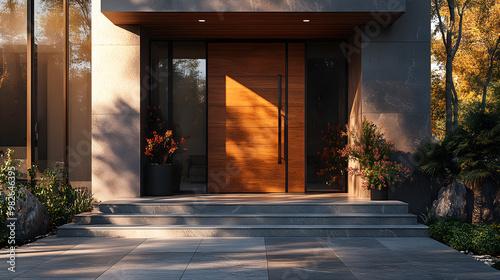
[0,1,431,209]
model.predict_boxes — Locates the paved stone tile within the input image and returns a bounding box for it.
[2,236,500,279]
[9,238,145,279]
[181,252,268,280]
[322,237,386,249]
[14,253,131,279]
[0,236,91,279]
[131,237,202,253]
[348,263,437,280]
[13,277,95,280]
[196,237,265,253]
[265,237,356,280]
[376,237,454,251]
[97,252,194,280]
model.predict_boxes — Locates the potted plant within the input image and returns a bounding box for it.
[341,117,409,200]
[145,107,186,196]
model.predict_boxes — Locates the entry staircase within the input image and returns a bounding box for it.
[58,194,427,237]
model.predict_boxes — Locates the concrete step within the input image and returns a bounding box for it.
[94,202,409,214]
[57,224,428,238]
[73,213,418,226]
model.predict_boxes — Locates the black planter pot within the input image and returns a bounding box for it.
[146,164,176,196]
[371,187,389,200]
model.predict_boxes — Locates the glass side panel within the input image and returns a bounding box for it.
[0,0,28,171]
[172,41,207,193]
[68,0,91,190]
[34,0,65,171]
[150,41,169,124]
[150,41,207,193]
[306,42,347,192]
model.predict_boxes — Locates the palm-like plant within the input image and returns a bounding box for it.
[417,103,500,224]
[450,106,500,224]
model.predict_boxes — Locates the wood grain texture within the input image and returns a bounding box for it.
[208,43,305,193]
[287,43,306,192]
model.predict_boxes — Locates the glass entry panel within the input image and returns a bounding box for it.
[0,1,28,171]
[150,41,207,193]
[34,0,65,172]
[306,43,347,192]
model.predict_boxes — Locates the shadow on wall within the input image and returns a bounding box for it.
[92,98,140,200]
[390,150,438,219]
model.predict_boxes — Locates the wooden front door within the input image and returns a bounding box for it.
[207,43,305,193]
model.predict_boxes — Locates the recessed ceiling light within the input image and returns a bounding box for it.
[198,19,206,23]
[303,19,310,23]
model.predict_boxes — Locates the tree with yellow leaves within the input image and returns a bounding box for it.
[432,0,471,136]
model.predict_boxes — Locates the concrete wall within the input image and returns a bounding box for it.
[347,0,432,210]
[92,0,142,202]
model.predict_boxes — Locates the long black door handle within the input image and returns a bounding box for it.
[278,75,282,164]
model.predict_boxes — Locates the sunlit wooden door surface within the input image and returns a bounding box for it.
[207,43,304,193]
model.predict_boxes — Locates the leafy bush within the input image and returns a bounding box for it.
[429,221,500,255]
[0,149,25,244]
[341,117,410,190]
[29,164,93,227]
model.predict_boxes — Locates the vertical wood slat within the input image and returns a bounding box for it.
[287,43,306,192]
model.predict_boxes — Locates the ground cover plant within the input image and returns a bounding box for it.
[429,220,500,256]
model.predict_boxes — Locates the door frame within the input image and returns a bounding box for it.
[147,39,348,194]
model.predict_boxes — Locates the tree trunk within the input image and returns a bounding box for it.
[472,183,483,225]
[445,57,455,135]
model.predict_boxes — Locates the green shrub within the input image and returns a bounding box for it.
[429,221,500,255]
[29,164,93,228]
[0,149,25,245]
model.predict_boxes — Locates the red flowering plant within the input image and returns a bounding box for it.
[145,106,187,165]
[317,123,348,185]
[340,117,410,190]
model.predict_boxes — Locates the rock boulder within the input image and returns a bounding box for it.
[16,188,50,240]
[432,181,467,220]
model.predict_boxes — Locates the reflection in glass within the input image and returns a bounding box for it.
[34,0,65,171]
[0,0,28,171]
[150,41,169,124]
[306,43,347,192]
[68,0,91,189]
[173,41,207,191]
[151,41,207,193]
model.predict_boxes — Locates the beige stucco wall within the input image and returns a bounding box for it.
[92,0,141,202]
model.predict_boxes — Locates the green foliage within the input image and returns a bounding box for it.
[429,221,500,255]
[413,138,459,182]
[342,117,410,190]
[415,103,500,185]
[317,123,348,185]
[450,103,500,185]
[30,164,94,227]
[419,207,439,226]
[0,149,25,244]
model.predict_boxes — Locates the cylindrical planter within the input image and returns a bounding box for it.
[146,164,175,196]
[371,187,389,200]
